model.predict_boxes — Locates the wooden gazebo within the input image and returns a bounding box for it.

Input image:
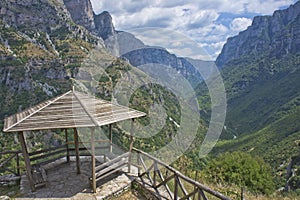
[2,89,146,192]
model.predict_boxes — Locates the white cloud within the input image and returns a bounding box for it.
[230,17,252,32]
[90,0,297,59]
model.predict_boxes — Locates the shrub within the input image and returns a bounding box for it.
[206,151,275,195]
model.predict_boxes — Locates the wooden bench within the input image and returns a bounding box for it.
[31,165,47,188]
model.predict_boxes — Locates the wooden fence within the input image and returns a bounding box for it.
[0,150,22,176]
[132,148,231,200]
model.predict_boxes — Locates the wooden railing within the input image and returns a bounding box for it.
[94,152,129,183]
[132,148,231,200]
[29,144,66,167]
[0,150,22,176]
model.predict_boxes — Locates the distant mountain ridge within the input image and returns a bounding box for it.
[216,1,300,67]
[63,0,213,87]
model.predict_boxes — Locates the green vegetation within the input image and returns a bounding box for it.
[205,152,275,195]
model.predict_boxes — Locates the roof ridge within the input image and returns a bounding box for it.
[73,91,99,127]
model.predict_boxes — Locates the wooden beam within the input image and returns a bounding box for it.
[18,132,35,192]
[109,124,112,153]
[174,172,179,200]
[65,129,70,163]
[128,119,134,173]
[156,167,173,199]
[73,128,80,174]
[91,128,96,193]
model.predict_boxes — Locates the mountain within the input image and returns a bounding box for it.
[65,7,213,87]
[216,1,300,68]
[64,0,116,40]
[208,1,300,190]
[0,0,104,120]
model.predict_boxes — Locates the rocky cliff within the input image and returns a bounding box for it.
[63,0,95,30]
[0,0,103,119]
[64,0,115,40]
[216,1,300,67]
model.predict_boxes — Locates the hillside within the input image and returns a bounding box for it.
[208,1,300,191]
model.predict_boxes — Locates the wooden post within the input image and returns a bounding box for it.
[193,171,199,200]
[137,152,141,176]
[91,128,96,193]
[16,152,20,176]
[241,187,244,200]
[73,128,80,174]
[174,173,178,200]
[18,132,35,192]
[128,119,134,173]
[65,129,70,163]
[153,161,157,187]
[109,124,112,153]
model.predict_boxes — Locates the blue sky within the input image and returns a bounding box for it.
[91,0,297,60]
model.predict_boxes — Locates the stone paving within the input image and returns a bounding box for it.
[17,157,137,200]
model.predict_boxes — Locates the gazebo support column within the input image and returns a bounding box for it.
[91,128,96,193]
[128,119,134,173]
[109,124,112,153]
[73,128,81,174]
[65,129,70,163]
[18,131,35,192]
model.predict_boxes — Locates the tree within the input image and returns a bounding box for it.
[206,151,275,195]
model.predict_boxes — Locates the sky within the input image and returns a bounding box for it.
[90,0,297,60]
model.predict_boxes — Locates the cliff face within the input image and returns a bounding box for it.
[64,0,115,40]
[63,0,95,30]
[0,0,103,119]
[122,47,210,86]
[94,11,116,40]
[216,1,300,67]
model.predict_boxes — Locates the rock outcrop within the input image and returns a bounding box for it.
[63,0,95,30]
[64,0,115,40]
[94,11,116,40]
[216,1,300,67]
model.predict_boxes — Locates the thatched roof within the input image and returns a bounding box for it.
[3,90,146,132]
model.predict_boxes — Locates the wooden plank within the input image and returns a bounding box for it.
[95,164,127,183]
[0,150,21,155]
[74,128,80,174]
[95,159,127,178]
[4,91,72,132]
[73,91,99,126]
[7,124,94,132]
[95,152,130,172]
[29,145,65,156]
[18,132,35,192]
[30,149,66,162]
[34,155,65,167]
